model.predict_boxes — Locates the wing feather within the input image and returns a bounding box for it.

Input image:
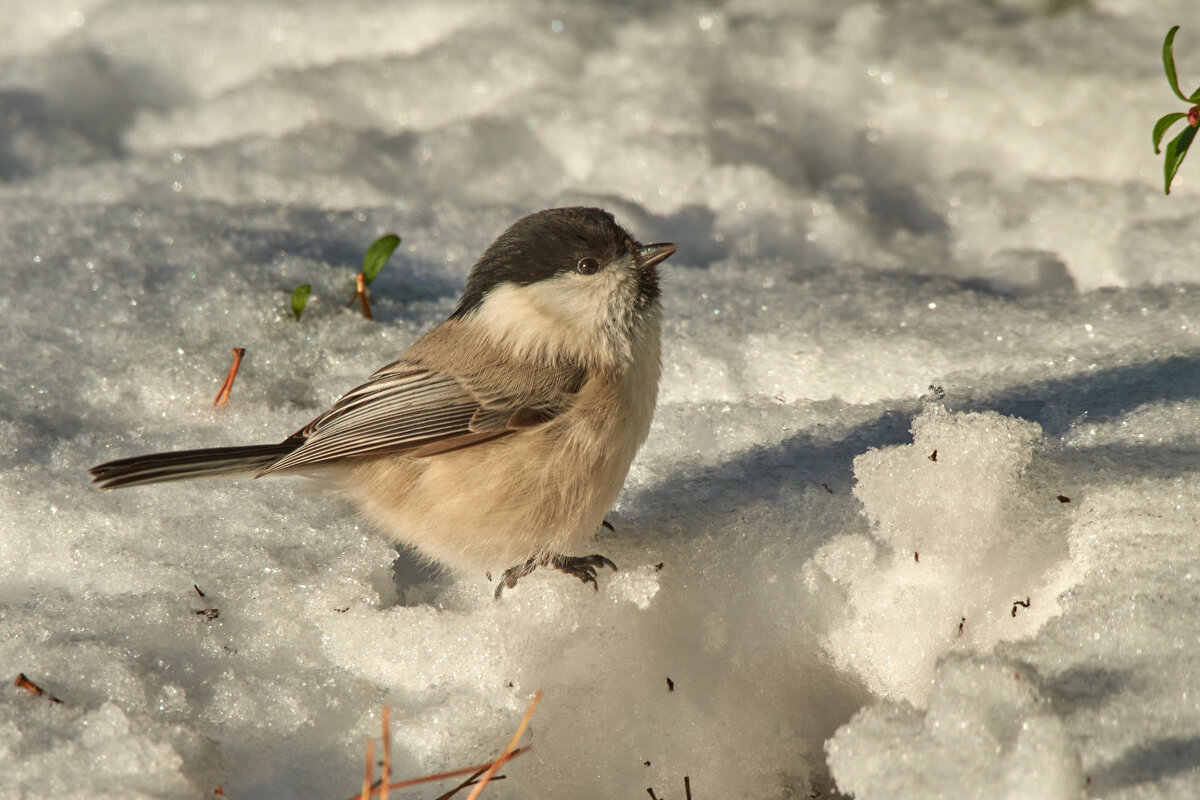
[258,356,582,476]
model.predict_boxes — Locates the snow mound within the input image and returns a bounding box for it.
[808,405,1077,702]
[827,655,1083,800]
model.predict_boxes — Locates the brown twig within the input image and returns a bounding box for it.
[13,673,62,704]
[433,767,498,800]
[192,584,219,620]
[380,706,391,800]
[464,690,542,800]
[212,348,246,407]
[361,737,374,800]
[342,748,529,800]
[345,694,540,800]
[434,768,489,800]
[346,273,373,320]
[409,754,520,797]
[685,775,693,800]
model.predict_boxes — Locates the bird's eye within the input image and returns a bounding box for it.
[576,257,599,275]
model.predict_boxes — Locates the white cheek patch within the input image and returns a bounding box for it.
[475,268,635,367]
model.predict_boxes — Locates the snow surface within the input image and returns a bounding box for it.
[3,0,1200,797]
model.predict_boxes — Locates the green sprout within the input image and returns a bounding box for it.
[362,234,401,286]
[348,233,401,320]
[1153,26,1200,195]
[290,284,311,321]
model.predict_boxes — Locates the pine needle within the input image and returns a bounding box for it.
[360,737,374,800]
[212,347,246,407]
[463,690,542,800]
[380,706,390,800]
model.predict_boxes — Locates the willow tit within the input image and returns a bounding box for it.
[90,207,676,596]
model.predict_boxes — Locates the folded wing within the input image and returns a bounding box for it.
[259,360,581,475]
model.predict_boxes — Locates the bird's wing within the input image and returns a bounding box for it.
[258,361,580,476]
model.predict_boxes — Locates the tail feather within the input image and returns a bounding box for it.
[90,444,298,490]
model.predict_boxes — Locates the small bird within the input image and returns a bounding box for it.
[90,207,676,597]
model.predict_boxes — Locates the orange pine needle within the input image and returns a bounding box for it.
[13,673,61,704]
[341,748,528,800]
[361,737,374,800]
[212,347,246,407]
[464,690,542,800]
[343,696,540,800]
[389,748,527,794]
[433,767,491,800]
[380,706,391,800]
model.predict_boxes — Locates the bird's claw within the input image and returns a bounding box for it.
[551,554,618,591]
[494,557,539,599]
[492,554,618,598]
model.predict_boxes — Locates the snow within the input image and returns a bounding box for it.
[3,0,1200,798]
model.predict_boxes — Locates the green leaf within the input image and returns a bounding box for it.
[290,284,312,320]
[1154,112,1188,153]
[1163,123,1198,194]
[361,234,401,286]
[1163,26,1195,103]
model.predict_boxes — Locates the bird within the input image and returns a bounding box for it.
[90,207,676,597]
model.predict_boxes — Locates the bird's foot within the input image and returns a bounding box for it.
[550,554,618,591]
[492,553,618,598]
[494,557,541,599]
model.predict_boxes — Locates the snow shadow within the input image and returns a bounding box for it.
[1092,736,1200,794]
[635,352,1200,532]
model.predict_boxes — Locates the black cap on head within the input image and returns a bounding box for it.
[451,207,644,318]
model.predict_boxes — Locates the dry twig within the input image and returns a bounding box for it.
[402,751,523,798]
[342,696,538,800]
[213,348,246,407]
[341,750,527,800]
[13,673,61,704]
[433,767,493,800]
[361,737,374,800]
[380,706,391,800]
[464,690,541,800]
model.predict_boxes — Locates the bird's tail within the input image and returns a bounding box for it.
[89,444,298,490]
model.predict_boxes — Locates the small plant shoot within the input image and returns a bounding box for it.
[290,284,311,321]
[1153,26,1200,194]
[285,235,401,322]
[348,233,401,319]
[362,234,401,285]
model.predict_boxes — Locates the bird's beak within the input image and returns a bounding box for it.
[638,242,677,269]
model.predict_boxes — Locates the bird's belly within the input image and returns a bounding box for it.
[341,422,636,575]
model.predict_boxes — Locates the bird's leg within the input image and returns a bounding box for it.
[550,554,618,591]
[494,556,541,599]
